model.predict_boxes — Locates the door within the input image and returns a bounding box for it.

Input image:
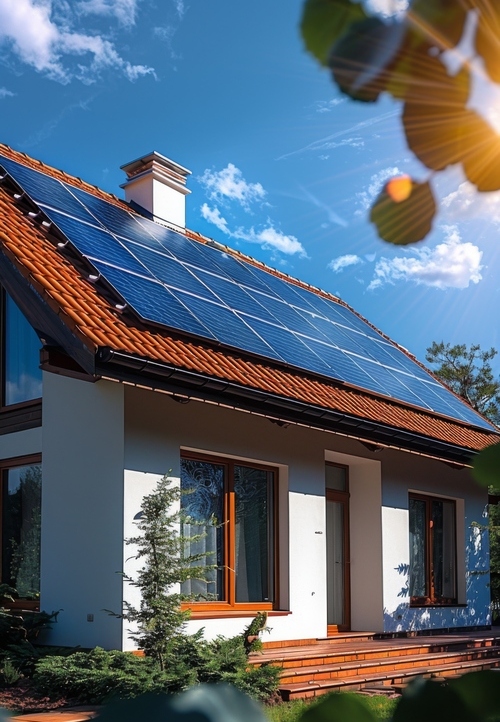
[326,463,350,633]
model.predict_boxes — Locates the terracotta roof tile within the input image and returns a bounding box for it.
[0,144,498,454]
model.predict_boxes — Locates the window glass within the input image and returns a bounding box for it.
[180,458,224,600]
[325,464,346,491]
[409,494,457,604]
[1,464,41,599]
[4,294,42,406]
[234,466,274,603]
[409,497,426,598]
[180,455,276,607]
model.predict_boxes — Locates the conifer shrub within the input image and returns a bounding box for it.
[32,473,280,704]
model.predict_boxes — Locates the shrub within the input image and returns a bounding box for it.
[33,648,176,703]
[32,616,280,704]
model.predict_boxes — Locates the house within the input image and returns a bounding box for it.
[0,143,497,653]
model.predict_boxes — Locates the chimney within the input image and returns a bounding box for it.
[120,151,191,228]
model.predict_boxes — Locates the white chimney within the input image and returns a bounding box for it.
[120,151,191,228]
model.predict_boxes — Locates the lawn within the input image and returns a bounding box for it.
[267,693,398,722]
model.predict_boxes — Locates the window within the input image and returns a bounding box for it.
[0,457,42,607]
[2,291,42,407]
[409,493,457,605]
[180,453,276,610]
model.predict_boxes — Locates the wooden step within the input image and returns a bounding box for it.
[251,635,500,670]
[279,656,500,700]
[278,647,500,685]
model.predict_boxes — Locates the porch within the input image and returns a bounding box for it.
[249,630,500,700]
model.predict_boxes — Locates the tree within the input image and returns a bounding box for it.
[426,342,500,425]
[427,342,500,613]
[301,0,500,246]
[121,473,212,671]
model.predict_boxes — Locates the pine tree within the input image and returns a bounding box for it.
[122,473,212,670]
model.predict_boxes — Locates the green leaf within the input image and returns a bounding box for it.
[450,670,500,718]
[403,105,465,170]
[393,677,479,722]
[329,17,405,102]
[300,691,377,722]
[410,0,467,50]
[301,0,366,66]
[472,442,500,488]
[370,178,436,245]
[96,685,268,722]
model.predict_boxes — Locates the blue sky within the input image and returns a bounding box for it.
[1,0,500,371]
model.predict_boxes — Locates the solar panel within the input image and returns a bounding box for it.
[1,150,494,431]
[91,261,215,338]
[0,157,98,224]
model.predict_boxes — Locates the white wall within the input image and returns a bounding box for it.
[122,386,390,645]
[325,450,383,632]
[0,427,41,459]
[40,373,125,649]
[381,451,490,631]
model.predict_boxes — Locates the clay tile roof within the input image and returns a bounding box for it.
[0,143,497,455]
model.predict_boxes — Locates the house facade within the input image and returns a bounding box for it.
[0,144,496,651]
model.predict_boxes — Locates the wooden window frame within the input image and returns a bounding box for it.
[180,451,279,615]
[0,454,42,611]
[0,287,42,413]
[409,492,458,607]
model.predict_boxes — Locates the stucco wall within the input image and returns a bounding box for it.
[122,386,387,645]
[39,373,125,648]
[8,371,487,650]
[381,450,490,631]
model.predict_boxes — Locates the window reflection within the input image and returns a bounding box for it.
[1,464,42,599]
[4,294,42,406]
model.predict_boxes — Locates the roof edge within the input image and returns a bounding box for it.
[96,347,498,463]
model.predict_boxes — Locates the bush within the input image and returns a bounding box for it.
[32,621,280,705]
[33,648,176,704]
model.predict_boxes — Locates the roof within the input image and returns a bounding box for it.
[0,143,498,462]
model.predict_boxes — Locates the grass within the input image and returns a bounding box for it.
[266,693,398,722]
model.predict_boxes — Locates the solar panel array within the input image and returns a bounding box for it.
[0,153,493,430]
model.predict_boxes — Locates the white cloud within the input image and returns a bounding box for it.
[315,98,344,113]
[199,163,266,211]
[328,255,363,273]
[368,226,483,290]
[0,88,14,98]
[173,0,185,18]
[365,0,408,16]
[441,181,500,224]
[0,0,155,83]
[200,204,306,257]
[244,226,306,257]
[77,0,138,26]
[200,203,230,234]
[356,166,402,213]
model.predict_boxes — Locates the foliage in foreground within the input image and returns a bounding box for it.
[301,0,500,247]
[28,671,500,722]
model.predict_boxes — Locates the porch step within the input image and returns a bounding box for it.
[277,647,500,685]
[278,656,500,700]
[253,634,500,670]
[249,631,500,701]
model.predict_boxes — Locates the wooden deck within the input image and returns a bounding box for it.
[249,630,500,700]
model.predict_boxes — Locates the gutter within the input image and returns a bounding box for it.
[95,347,489,465]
